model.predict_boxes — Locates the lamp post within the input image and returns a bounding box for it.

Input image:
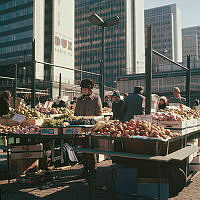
[88,13,119,101]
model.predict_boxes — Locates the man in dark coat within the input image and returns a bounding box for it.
[111,91,124,120]
[121,86,145,122]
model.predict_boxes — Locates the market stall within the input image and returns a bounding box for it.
[1,104,200,199]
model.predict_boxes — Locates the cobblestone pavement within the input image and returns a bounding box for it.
[0,160,200,200]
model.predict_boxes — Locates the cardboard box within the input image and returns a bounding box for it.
[134,115,152,123]
[187,119,198,133]
[158,120,187,135]
[137,178,169,200]
[170,129,188,135]
[197,118,200,130]
[11,144,43,159]
[158,120,187,129]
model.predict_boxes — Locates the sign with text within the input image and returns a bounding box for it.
[12,114,26,123]
[134,115,152,123]
[40,128,58,135]
[63,127,81,134]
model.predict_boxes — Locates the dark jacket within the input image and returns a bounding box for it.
[74,93,102,116]
[0,98,10,116]
[158,103,167,110]
[112,100,124,120]
[121,93,145,122]
[168,96,186,105]
[58,100,67,108]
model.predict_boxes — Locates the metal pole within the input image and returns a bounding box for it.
[145,26,152,115]
[186,55,191,107]
[59,73,61,98]
[31,39,36,108]
[100,26,105,101]
[13,64,17,108]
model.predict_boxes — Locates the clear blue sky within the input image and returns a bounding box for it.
[144,0,200,28]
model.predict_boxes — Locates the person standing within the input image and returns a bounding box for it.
[0,90,11,116]
[121,86,145,122]
[74,79,102,116]
[74,79,102,178]
[0,91,11,148]
[158,96,167,110]
[102,95,112,108]
[111,91,124,120]
[169,87,186,105]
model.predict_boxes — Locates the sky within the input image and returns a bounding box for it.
[144,0,200,28]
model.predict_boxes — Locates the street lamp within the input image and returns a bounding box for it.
[88,13,120,101]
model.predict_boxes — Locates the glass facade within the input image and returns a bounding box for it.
[0,0,33,81]
[144,5,173,60]
[75,0,126,88]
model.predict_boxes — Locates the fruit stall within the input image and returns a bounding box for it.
[1,105,200,199]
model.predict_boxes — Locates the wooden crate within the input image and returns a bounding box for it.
[10,144,43,159]
[91,136,114,151]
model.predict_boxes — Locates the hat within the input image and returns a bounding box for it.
[112,91,120,98]
[159,96,167,103]
[80,79,94,89]
[173,87,180,93]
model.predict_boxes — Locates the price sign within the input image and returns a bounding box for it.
[134,115,152,123]
[12,114,26,123]
[63,127,81,134]
[169,103,180,107]
[40,128,58,135]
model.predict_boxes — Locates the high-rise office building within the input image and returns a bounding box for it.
[144,4,182,65]
[182,26,200,68]
[0,0,74,98]
[75,0,145,88]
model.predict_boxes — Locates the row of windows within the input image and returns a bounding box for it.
[0,30,32,43]
[0,42,31,54]
[76,37,125,45]
[76,0,125,10]
[0,0,32,11]
[0,6,32,22]
[76,42,125,52]
[0,18,32,33]
[145,6,171,17]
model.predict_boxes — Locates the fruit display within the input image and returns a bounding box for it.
[2,106,44,119]
[152,112,184,121]
[92,119,181,140]
[15,125,40,134]
[0,124,40,134]
[0,124,21,133]
[53,113,78,121]
[153,108,200,121]
[41,119,69,128]
[37,107,74,116]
